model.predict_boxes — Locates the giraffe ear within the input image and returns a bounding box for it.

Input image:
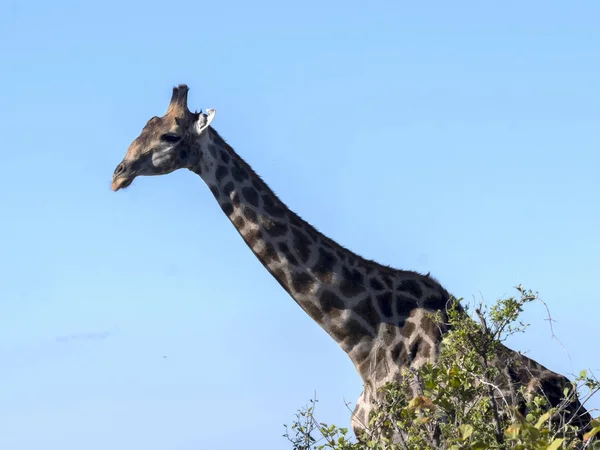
[195,108,216,134]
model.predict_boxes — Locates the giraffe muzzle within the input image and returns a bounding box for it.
[111,161,135,191]
[111,176,134,191]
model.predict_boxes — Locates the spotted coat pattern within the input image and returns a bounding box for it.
[112,85,592,442]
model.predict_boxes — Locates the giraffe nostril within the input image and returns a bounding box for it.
[114,163,126,176]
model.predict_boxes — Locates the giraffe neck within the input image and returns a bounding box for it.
[189,128,451,377]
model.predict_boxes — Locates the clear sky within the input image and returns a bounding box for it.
[1,1,599,449]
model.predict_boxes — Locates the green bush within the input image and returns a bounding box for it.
[284,286,599,450]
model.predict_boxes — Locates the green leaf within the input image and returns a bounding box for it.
[546,437,565,450]
[535,411,552,429]
[505,424,521,440]
[470,443,488,450]
[584,425,600,442]
[458,424,473,441]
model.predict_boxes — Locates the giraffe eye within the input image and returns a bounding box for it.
[160,133,181,144]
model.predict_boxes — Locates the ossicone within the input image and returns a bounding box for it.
[167,84,191,115]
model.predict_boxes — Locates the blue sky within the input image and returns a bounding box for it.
[1,1,599,449]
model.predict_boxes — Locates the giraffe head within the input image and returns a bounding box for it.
[111,84,215,191]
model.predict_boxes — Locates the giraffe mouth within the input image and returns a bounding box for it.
[111,176,134,191]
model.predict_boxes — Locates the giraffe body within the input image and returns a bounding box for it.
[111,85,592,441]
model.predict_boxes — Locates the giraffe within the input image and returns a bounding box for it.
[111,84,592,441]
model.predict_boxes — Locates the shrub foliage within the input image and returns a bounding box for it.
[284,286,599,449]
